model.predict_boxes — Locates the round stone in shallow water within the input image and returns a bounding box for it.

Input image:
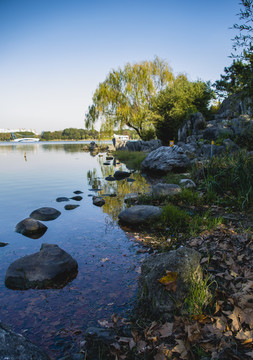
[15,218,48,239]
[5,243,78,290]
[73,190,83,194]
[71,196,83,201]
[64,204,80,210]
[30,207,61,221]
[56,197,69,202]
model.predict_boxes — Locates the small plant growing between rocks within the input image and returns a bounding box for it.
[183,267,213,319]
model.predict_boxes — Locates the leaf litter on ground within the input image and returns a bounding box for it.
[97,224,253,359]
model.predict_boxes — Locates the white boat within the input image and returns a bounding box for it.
[113,134,129,141]
[13,137,40,143]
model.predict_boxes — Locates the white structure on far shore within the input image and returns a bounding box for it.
[0,128,40,135]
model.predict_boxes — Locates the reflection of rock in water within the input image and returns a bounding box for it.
[5,244,78,290]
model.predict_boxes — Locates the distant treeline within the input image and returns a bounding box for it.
[0,128,139,141]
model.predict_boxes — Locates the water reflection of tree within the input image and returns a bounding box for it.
[87,157,151,221]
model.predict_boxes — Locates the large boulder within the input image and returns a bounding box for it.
[0,321,49,360]
[141,145,191,174]
[118,205,161,225]
[15,218,47,239]
[137,247,202,320]
[30,207,61,221]
[5,244,78,290]
[114,138,162,152]
[152,183,182,197]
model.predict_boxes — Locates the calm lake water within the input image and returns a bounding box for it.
[0,141,151,359]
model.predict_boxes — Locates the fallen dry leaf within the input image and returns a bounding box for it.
[158,322,173,338]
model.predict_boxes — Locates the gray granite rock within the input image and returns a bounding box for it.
[141,146,191,174]
[118,205,161,225]
[15,218,47,239]
[137,247,202,320]
[152,183,182,197]
[30,207,61,221]
[5,244,78,290]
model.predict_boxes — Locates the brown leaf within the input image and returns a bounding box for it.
[172,339,189,359]
[185,322,201,342]
[228,307,241,332]
[158,322,173,338]
[235,329,253,342]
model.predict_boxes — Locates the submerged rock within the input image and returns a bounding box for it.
[118,205,161,225]
[71,196,83,201]
[56,197,69,202]
[0,321,50,359]
[152,183,182,197]
[0,242,8,247]
[5,244,78,290]
[92,196,105,207]
[137,247,202,320]
[15,218,47,239]
[64,204,80,210]
[73,190,83,194]
[30,207,61,221]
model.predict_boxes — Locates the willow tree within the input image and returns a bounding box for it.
[85,57,174,138]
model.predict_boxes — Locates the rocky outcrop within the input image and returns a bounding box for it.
[30,207,61,221]
[0,321,50,360]
[152,183,182,197]
[118,205,161,225]
[137,247,202,320]
[141,146,191,174]
[178,112,206,143]
[15,218,47,239]
[5,244,78,290]
[114,139,162,152]
[216,93,251,118]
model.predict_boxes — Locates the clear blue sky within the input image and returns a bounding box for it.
[0,0,240,132]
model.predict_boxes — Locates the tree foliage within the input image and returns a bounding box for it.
[85,57,174,138]
[151,75,214,144]
[215,0,253,107]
